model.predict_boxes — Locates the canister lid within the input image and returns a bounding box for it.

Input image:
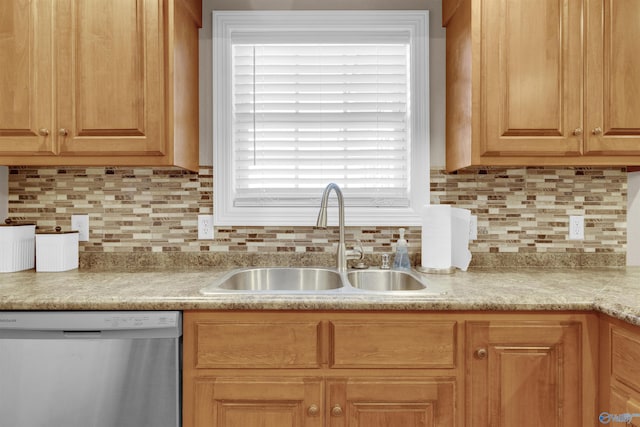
[1,218,36,227]
[36,226,79,234]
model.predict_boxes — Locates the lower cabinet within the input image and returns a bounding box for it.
[193,377,323,427]
[466,319,588,427]
[609,386,640,427]
[326,378,455,427]
[183,311,459,427]
[183,311,597,427]
[191,377,455,427]
[600,315,640,427]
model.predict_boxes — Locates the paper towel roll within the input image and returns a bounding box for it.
[421,205,472,271]
[451,207,472,271]
[421,205,453,269]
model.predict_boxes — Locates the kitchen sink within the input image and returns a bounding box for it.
[200,267,345,294]
[200,266,445,296]
[347,269,427,291]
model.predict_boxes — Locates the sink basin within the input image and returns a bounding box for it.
[201,267,345,294]
[347,269,427,291]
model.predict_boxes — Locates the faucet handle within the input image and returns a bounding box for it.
[346,240,364,261]
[381,253,391,269]
[355,240,364,259]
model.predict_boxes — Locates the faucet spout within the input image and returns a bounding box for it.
[316,183,361,273]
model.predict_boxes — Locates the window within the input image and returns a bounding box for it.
[213,11,429,226]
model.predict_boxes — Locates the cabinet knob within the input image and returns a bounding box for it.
[475,348,488,359]
[58,128,69,137]
[38,128,50,137]
[307,404,319,416]
[331,404,344,417]
[572,128,582,136]
[592,127,603,135]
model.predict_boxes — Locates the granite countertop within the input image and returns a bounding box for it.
[0,267,639,326]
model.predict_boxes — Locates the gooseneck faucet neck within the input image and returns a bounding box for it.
[316,183,347,272]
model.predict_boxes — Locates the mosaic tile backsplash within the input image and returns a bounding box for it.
[7,166,627,266]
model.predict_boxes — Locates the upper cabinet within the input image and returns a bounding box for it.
[444,0,640,171]
[0,0,201,171]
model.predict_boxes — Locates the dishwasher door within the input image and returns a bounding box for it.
[0,311,181,427]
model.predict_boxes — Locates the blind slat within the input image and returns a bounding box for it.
[234,112,407,122]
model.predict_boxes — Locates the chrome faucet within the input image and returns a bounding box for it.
[316,183,363,273]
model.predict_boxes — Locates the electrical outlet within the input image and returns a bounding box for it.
[198,215,214,240]
[469,215,478,241]
[569,215,584,240]
[71,214,89,242]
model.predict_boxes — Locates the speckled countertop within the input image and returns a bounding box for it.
[1,267,639,325]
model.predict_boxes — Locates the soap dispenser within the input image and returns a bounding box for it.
[392,228,411,270]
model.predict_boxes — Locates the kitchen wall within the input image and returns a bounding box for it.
[628,172,640,266]
[4,1,630,268]
[0,166,7,221]
[7,165,627,268]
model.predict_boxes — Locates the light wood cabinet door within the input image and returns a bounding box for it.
[481,0,583,157]
[326,378,455,427]
[466,321,582,427]
[601,317,640,426]
[585,0,640,156]
[0,0,199,170]
[329,320,456,369]
[54,0,165,157]
[608,386,640,427]
[192,377,323,427]
[446,0,640,170]
[0,0,55,155]
[190,319,322,369]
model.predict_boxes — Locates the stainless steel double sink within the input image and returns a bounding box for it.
[200,267,438,295]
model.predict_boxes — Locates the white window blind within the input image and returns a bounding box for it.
[213,11,429,226]
[232,43,411,207]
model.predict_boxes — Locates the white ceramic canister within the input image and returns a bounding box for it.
[0,220,36,272]
[36,227,79,272]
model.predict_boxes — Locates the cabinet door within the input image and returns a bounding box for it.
[481,0,583,157]
[0,0,56,155]
[585,0,640,155]
[326,378,455,427]
[609,386,640,427]
[466,321,581,427]
[54,0,165,157]
[192,377,323,427]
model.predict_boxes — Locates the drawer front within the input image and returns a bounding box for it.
[612,326,640,391]
[194,321,321,369]
[330,321,457,368]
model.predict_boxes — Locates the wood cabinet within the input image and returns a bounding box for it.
[600,316,640,427]
[183,311,600,427]
[326,378,455,427]
[444,0,640,171]
[0,0,200,170]
[466,317,598,427]
[183,312,459,427]
[193,377,323,427]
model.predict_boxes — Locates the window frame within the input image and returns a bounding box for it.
[213,10,429,226]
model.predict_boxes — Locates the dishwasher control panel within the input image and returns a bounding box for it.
[0,311,180,331]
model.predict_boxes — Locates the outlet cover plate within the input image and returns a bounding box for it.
[71,214,89,241]
[198,215,214,240]
[569,215,584,240]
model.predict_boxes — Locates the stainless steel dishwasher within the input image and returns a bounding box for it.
[0,311,181,427]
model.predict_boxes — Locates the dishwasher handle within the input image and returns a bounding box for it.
[63,331,103,338]
[0,328,179,340]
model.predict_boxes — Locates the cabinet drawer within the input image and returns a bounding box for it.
[330,321,457,368]
[612,327,640,391]
[193,321,321,369]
